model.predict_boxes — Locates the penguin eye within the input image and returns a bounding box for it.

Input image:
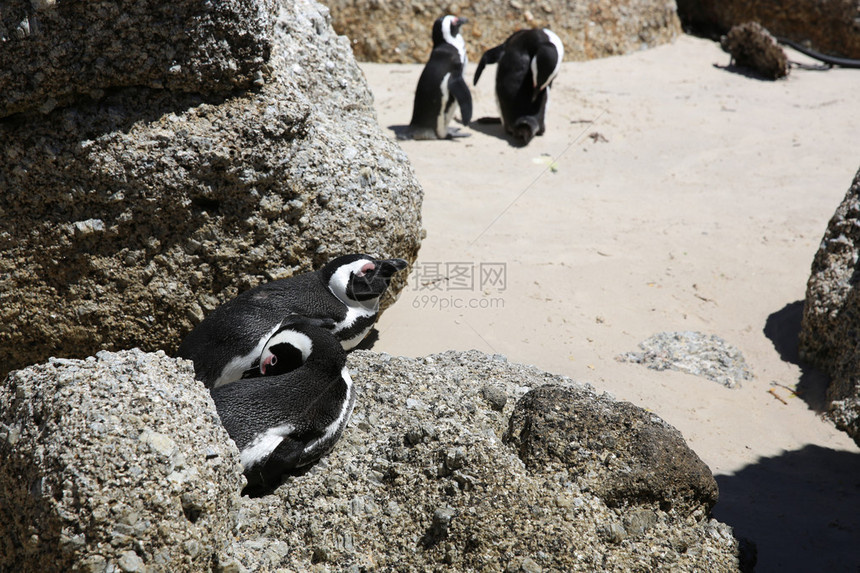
[260,353,277,374]
[357,262,376,277]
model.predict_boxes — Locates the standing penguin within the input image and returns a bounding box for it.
[473,28,564,146]
[177,254,407,388]
[209,314,354,495]
[405,15,473,140]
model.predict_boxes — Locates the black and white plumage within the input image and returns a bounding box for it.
[473,28,564,146]
[209,315,354,494]
[405,15,473,140]
[177,254,408,388]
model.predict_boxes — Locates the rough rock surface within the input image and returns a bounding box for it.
[327,0,682,63]
[236,350,740,572]
[506,384,719,515]
[0,0,423,379]
[676,0,860,59]
[720,22,789,79]
[0,349,243,573]
[616,331,753,389]
[800,166,860,447]
[1,349,743,571]
[0,0,276,118]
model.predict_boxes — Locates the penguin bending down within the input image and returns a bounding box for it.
[177,254,408,388]
[405,15,473,140]
[473,28,564,146]
[209,314,354,495]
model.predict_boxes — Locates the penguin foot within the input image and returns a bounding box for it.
[446,127,471,139]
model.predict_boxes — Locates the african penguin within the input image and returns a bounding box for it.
[405,15,473,140]
[209,314,354,495]
[177,254,408,388]
[473,28,564,146]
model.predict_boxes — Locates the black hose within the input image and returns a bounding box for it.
[777,37,860,69]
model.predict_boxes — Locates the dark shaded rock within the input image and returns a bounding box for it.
[327,0,682,63]
[0,0,423,379]
[800,165,860,446]
[0,0,276,118]
[505,384,719,515]
[676,0,860,60]
[0,349,243,573]
[720,22,789,79]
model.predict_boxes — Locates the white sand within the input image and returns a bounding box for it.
[359,35,860,572]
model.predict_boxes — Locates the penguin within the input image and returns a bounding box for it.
[209,314,354,495]
[473,28,564,146]
[177,254,408,388]
[405,15,473,140]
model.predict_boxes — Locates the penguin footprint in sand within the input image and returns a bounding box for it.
[474,28,564,146]
[177,253,407,388]
[210,314,354,496]
[404,15,473,140]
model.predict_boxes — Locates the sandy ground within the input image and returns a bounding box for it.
[358,35,860,572]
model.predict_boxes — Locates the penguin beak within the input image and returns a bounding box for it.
[457,17,468,26]
[377,258,408,277]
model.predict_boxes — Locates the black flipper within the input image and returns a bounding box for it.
[242,437,305,496]
[474,44,506,85]
[449,74,473,125]
[534,44,559,91]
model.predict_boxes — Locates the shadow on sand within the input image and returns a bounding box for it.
[713,301,860,571]
[763,300,832,412]
[713,445,860,573]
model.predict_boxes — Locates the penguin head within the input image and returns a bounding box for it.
[512,116,540,146]
[432,15,468,49]
[259,315,337,376]
[323,254,409,309]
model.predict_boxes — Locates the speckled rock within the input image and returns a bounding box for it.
[0,349,244,573]
[0,0,423,379]
[800,165,860,447]
[616,331,753,389]
[327,0,682,63]
[720,22,789,79]
[677,0,860,59]
[0,0,276,118]
[234,350,741,572]
[1,349,741,571]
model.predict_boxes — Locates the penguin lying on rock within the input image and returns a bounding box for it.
[474,28,564,146]
[209,314,354,495]
[177,254,407,388]
[404,15,473,140]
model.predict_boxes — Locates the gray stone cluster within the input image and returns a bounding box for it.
[0,0,423,379]
[801,165,860,446]
[616,331,753,389]
[0,349,743,572]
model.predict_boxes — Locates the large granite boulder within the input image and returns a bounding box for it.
[0,349,243,573]
[800,166,860,446]
[676,0,860,59]
[0,0,276,118]
[327,0,682,63]
[1,348,742,571]
[0,0,423,379]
